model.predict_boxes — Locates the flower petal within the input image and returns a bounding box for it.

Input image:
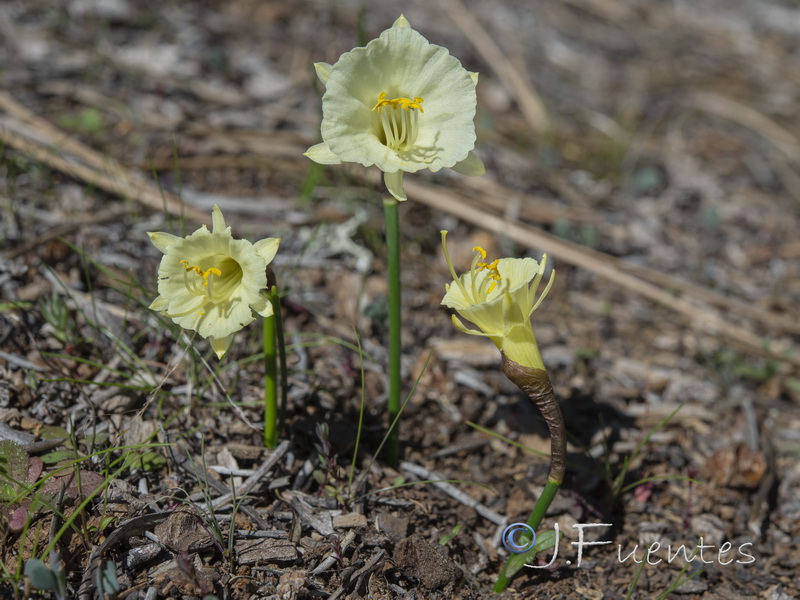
[452,314,503,351]
[149,295,169,311]
[147,231,182,254]
[496,257,541,312]
[496,258,540,289]
[393,14,411,28]
[451,315,492,338]
[226,238,268,293]
[384,170,407,202]
[314,62,333,86]
[304,142,343,165]
[169,303,206,330]
[211,204,226,233]
[253,238,281,265]
[252,294,274,318]
[453,297,506,338]
[198,296,255,340]
[451,151,486,176]
[210,334,235,359]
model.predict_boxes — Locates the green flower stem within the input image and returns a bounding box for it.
[494,353,566,593]
[383,197,402,466]
[270,286,288,436]
[493,478,561,593]
[263,309,278,449]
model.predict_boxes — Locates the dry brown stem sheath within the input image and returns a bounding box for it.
[501,353,566,484]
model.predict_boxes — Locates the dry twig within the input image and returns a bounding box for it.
[0,92,206,222]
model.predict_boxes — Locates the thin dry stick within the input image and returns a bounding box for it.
[687,91,800,166]
[400,460,507,526]
[108,135,797,340]
[311,530,357,575]
[78,512,172,600]
[211,440,290,509]
[465,175,605,226]
[461,173,799,336]
[405,178,800,368]
[0,92,205,221]
[350,162,797,340]
[442,0,550,135]
[622,261,800,336]
[686,91,800,207]
[0,91,129,174]
[461,178,800,335]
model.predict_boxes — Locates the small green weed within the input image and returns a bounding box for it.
[625,543,705,600]
[606,404,698,499]
[438,524,463,546]
[55,107,105,136]
[39,290,79,345]
[706,348,779,383]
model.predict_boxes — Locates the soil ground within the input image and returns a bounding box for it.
[1,1,799,599]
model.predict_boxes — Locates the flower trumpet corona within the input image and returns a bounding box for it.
[305,15,485,202]
[148,205,280,359]
[440,231,554,372]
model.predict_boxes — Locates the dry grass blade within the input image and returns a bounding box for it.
[442,0,550,135]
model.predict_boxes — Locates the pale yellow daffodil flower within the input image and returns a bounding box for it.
[305,15,485,202]
[440,231,554,370]
[148,205,280,359]
[442,232,566,589]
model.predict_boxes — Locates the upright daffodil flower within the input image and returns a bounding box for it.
[305,15,485,202]
[440,231,554,371]
[148,205,280,359]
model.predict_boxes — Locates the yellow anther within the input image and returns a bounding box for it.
[471,247,502,294]
[472,246,487,261]
[180,260,222,287]
[483,259,500,272]
[371,91,387,111]
[372,91,425,113]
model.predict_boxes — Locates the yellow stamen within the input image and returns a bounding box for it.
[180,260,222,287]
[472,246,487,261]
[372,91,425,113]
[471,247,502,294]
[441,230,470,300]
[373,91,425,151]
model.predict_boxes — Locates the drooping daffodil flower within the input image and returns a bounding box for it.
[305,15,485,202]
[440,231,554,371]
[148,205,280,359]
